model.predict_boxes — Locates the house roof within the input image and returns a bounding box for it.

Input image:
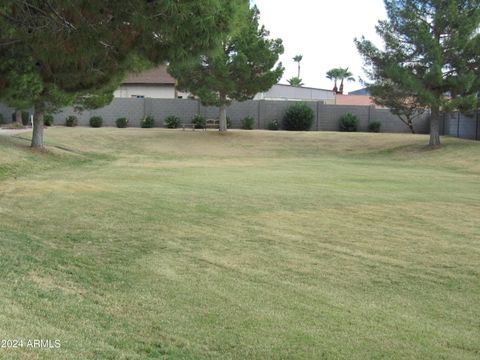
[122,65,176,85]
[336,94,376,106]
[276,83,333,93]
[348,88,370,96]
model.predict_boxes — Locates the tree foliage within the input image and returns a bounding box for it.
[368,81,426,133]
[282,102,314,131]
[287,77,304,87]
[169,3,284,131]
[0,0,237,147]
[356,0,480,146]
[326,67,354,94]
[293,54,303,78]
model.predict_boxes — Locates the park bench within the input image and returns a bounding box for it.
[181,123,196,131]
[181,119,220,131]
[205,119,220,130]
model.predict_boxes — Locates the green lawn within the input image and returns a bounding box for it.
[0,128,479,359]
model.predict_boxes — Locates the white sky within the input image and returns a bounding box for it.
[252,0,387,93]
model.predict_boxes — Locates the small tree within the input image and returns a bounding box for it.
[326,68,341,93]
[169,4,284,132]
[0,0,238,147]
[356,0,480,146]
[326,67,355,94]
[337,68,355,95]
[367,81,425,134]
[287,77,304,87]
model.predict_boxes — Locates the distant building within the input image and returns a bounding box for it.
[114,65,187,99]
[335,94,376,106]
[348,88,370,96]
[254,84,336,104]
[115,67,336,103]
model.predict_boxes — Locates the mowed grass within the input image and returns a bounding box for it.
[0,128,479,359]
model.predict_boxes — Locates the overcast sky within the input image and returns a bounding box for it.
[252,0,387,93]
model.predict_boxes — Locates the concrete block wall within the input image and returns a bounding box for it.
[258,100,318,129]
[51,99,145,127]
[373,109,430,134]
[443,112,479,140]
[0,103,16,123]
[318,105,371,131]
[150,99,199,126]
[0,98,438,135]
[198,101,258,128]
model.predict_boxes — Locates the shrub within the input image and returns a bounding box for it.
[141,116,155,128]
[65,115,78,127]
[192,114,206,129]
[0,114,5,125]
[241,116,255,130]
[116,117,129,128]
[339,113,359,132]
[226,116,232,129]
[12,111,30,125]
[282,102,314,131]
[368,121,381,133]
[44,114,54,126]
[89,116,103,128]
[164,115,181,129]
[267,119,280,130]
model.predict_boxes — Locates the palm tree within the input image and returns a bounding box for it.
[337,67,355,94]
[293,55,303,78]
[287,77,304,87]
[326,68,342,93]
[326,67,355,94]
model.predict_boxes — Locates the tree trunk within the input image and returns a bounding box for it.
[398,115,416,134]
[15,110,22,125]
[219,102,227,132]
[297,63,301,78]
[339,79,344,94]
[31,110,44,149]
[408,122,416,134]
[333,80,338,94]
[429,106,441,146]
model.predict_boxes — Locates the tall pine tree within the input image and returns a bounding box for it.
[0,0,237,147]
[356,0,480,146]
[169,3,284,132]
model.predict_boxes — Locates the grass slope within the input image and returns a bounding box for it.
[0,128,479,359]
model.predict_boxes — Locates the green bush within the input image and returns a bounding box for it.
[116,117,129,128]
[0,113,5,125]
[282,103,314,131]
[89,116,103,128]
[164,115,181,129]
[12,111,30,126]
[226,116,232,129]
[368,121,381,133]
[141,116,155,128]
[192,114,206,129]
[339,113,359,132]
[267,120,280,130]
[65,115,78,127]
[44,114,54,126]
[241,116,255,130]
